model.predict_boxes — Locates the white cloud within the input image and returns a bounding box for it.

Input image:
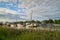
[0,0,9,2]
[0,0,60,21]
[0,8,18,14]
[0,7,28,15]
[0,0,17,3]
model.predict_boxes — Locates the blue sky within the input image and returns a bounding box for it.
[0,0,60,22]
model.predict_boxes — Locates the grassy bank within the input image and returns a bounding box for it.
[0,28,60,40]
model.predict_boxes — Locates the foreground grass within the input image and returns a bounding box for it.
[0,28,60,40]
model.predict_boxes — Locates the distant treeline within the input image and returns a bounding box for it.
[1,19,60,24]
[42,19,60,24]
[21,19,60,24]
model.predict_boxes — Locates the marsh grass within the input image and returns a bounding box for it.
[0,28,60,40]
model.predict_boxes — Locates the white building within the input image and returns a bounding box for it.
[17,23,24,29]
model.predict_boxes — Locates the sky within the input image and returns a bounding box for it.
[0,0,60,22]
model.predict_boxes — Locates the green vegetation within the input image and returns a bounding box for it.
[0,28,60,40]
[42,19,60,24]
[19,19,60,24]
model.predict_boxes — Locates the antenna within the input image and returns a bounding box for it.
[16,0,18,22]
[30,10,33,21]
[3,9,6,22]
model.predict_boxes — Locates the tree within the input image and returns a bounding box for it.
[48,19,54,23]
[42,20,49,24]
[54,19,60,24]
[31,20,36,23]
[35,20,41,24]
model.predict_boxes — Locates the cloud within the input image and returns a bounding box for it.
[0,0,60,21]
[0,0,17,3]
[0,8,18,14]
[0,8,27,21]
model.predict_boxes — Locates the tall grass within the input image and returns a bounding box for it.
[0,28,60,40]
